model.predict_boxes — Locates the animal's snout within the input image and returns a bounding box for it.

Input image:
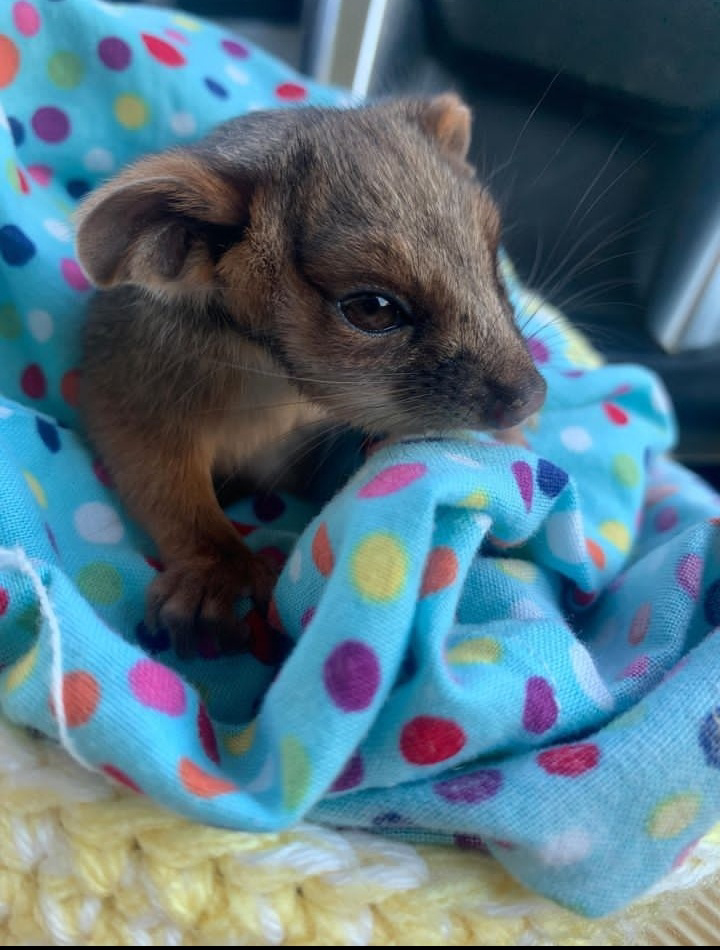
[489,374,547,429]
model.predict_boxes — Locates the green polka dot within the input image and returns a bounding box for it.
[114,94,149,129]
[281,736,310,810]
[16,604,40,636]
[76,562,124,606]
[0,303,22,340]
[612,453,639,487]
[351,533,408,603]
[6,159,24,196]
[646,792,701,839]
[47,51,85,89]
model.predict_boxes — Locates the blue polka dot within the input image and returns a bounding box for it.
[537,458,569,498]
[0,225,36,266]
[253,492,285,522]
[8,116,24,147]
[135,620,171,654]
[36,417,61,453]
[704,579,720,626]
[699,707,720,768]
[204,77,229,99]
[66,179,91,200]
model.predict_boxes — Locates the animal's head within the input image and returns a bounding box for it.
[75,94,546,434]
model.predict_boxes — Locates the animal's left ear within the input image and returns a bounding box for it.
[410,93,473,169]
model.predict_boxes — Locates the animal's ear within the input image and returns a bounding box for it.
[74,150,253,295]
[408,93,473,171]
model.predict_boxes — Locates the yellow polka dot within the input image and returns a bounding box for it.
[564,331,603,369]
[497,559,537,582]
[447,636,502,665]
[647,793,701,839]
[6,158,23,195]
[459,489,488,509]
[23,471,47,508]
[172,13,203,30]
[5,644,38,691]
[282,736,310,811]
[613,454,639,487]
[599,520,630,553]
[114,94,149,129]
[351,533,408,603]
[224,721,256,756]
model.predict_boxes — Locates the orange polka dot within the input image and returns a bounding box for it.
[421,546,458,596]
[0,36,20,87]
[55,671,100,727]
[61,368,80,407]
[586,538,605,569]
[312,522,334,576]
[179,757,236,797]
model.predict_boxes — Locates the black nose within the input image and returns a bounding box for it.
[490,375,547,429]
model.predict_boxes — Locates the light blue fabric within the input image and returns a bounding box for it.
[2,0,720,918]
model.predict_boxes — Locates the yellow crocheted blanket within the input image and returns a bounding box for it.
[1,720,719,945]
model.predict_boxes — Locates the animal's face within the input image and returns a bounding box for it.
[76,95,546,436]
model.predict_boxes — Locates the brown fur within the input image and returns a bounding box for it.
[74,93,546,655]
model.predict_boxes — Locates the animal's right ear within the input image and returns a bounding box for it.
[74,150,255,296]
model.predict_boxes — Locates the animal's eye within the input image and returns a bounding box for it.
[337,293,410,334]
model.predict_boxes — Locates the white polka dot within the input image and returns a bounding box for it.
[0,102,8,131]
[83,147,114,173]
[43,218,72,242]
[651,381,672,414]
[0,406,14,419]
[247,101,265,112]
[444,452,484,469]
[170,112,197,136]
[544,510,585,563]
[73,502,124,544]
[511,597,545,620]
[225,63,250,84]
[288,547,302,583]
[27,309,53,343]
[539,828,593,867]
[93,0,125,15]
[473,512,492,533]
[570,641,614,710]
[560,426,592,452]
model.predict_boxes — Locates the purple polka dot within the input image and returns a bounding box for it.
[511,460,533,511]
[221,38,249,58]
[205,77,229,98]
[537,459,568,498]
[330,753,364,791]
[300,607,315,629]
[323,640,380,711]
[98,36,132,70]
[434,769,503,804]
[654,507,678,533]
[128,658,186,715]
[677,553,703,599]
[31,106,70,143]
[704,579,720,626]
[522,676,558,734]
[454,834,490,853]
[528,338,549,364]
[253,492,285,522]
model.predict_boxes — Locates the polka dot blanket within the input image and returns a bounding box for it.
[1,0,720,921]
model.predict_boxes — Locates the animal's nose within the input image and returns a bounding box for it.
[490,375,547,429]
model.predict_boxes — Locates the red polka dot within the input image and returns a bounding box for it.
[358,462,427,498]
[102,764,141,793]
[276,81,307,101]
[267,596,282,632]
[0,35,20,88]
[400,715,466,765]
[537,743,600,776]
[0,588,8,615]
[144,555,164,572]
[257,545,287,570]
[312,522,334,576]
[572,587,596,607]
[56,671,100,727]
[141,33,186,67]
[421,546,458,596]
[61,368,80,406]
[15,167,29,194]
[231,521,256,536]
[179,757,235,798]
[61,258,91,291]
[197,704,220,764]
[93,457,114,488]
[603,402,628,425]
[21,363,46,399]
[246,608,288,665]
[586,538,605,569]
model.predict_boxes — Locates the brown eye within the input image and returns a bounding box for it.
[337,293,410,334]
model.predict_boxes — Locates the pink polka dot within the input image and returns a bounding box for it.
[197,704,220,763]
[164,28,189,45]
[677,553,703,599]
[654,507,678,532]
[222,38,249,58]
[324,640,380,711]
[434,769,503,803]
[0,588,8,615]
[628,603,651,645]
[26,164,51,186]
[330,753,364,791]
[358,462,427,498]
[61,258,91,291]
[276,81,307,101]
[128,658,187,715]
[31,106,69,143]
[93,457,114,488]
[537,743,600,776]
[12,2,41,37]
[528,338,549,364]
[102,764,141,793]
[21,363,46,399]
[618,655,649,679]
